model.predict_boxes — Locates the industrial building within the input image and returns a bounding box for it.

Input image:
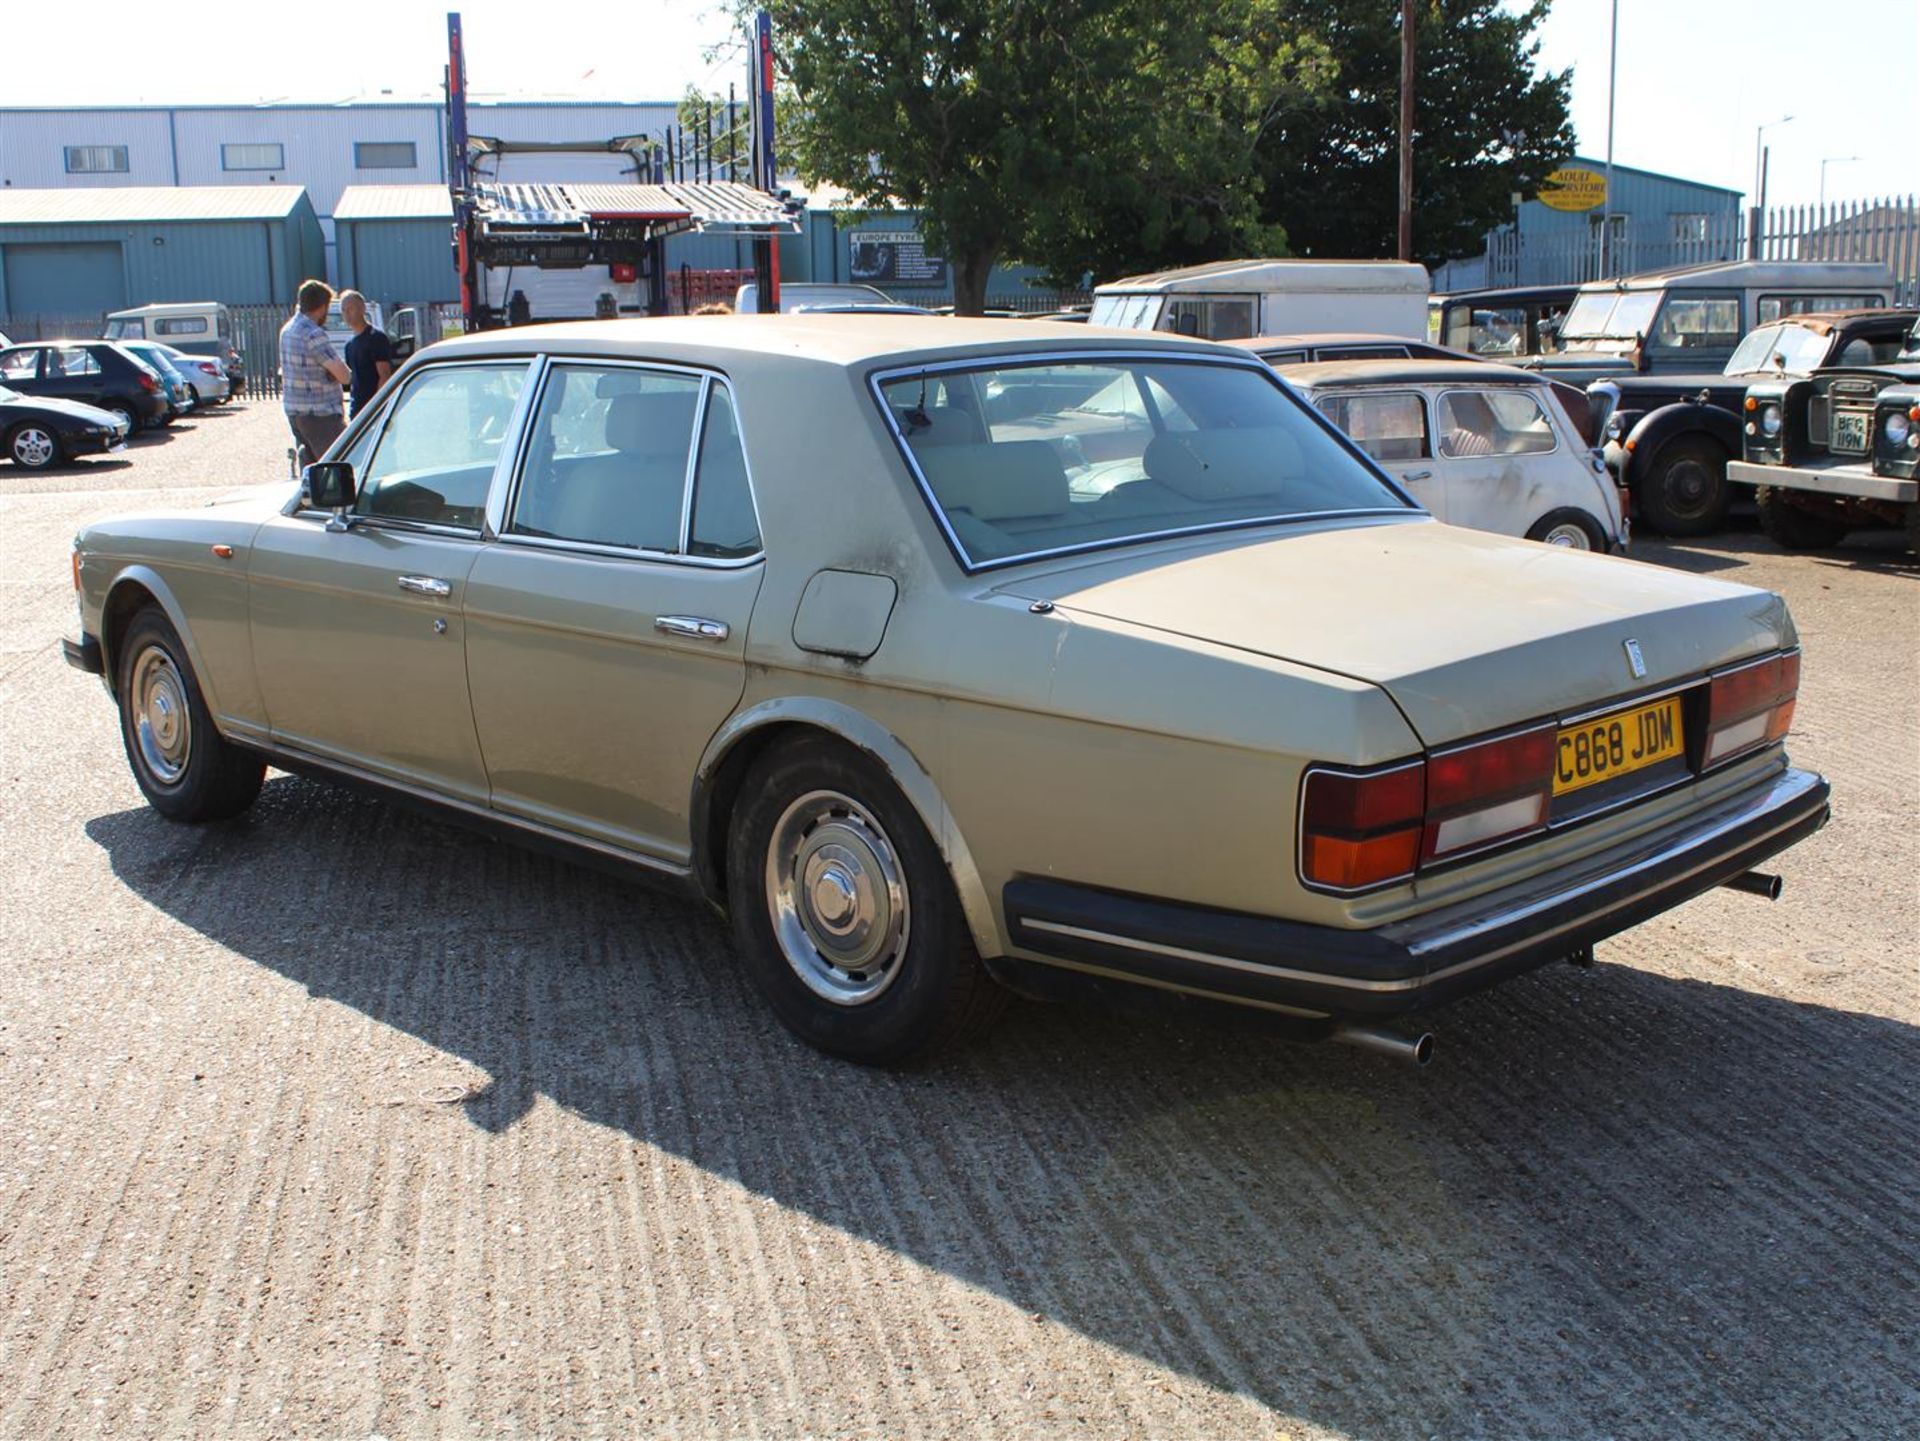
[1433,156,1746,291]
[0,186,325,321]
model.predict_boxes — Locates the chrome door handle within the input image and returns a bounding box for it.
[654,615,730,641]
[1402,470,1433,482]
[397,574,452,597]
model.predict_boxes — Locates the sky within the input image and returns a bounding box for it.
[4,0,1917,209]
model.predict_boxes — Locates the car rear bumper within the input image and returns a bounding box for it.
[1003,766,1830,1019]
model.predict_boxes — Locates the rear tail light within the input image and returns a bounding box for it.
[136,371,157,392]
[1422,725,1557,862]
[1704,650,1799,767]
[1300,763,1424,889]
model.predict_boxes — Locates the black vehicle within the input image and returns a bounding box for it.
[1727,313,1920,553]
[0,341,170,434]
[1588,308,1918,535]
[1434,284,1580,361]
[0,384,132,470]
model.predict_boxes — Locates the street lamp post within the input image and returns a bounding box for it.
[1751,114,1793,258]
[1820,156,1860,207]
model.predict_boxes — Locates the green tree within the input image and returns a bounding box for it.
[1253,0,1574,269]
[761,0,1328,312]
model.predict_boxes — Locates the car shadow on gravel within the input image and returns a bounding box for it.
[85,785,1920,1440]
[1643,527,1918,578]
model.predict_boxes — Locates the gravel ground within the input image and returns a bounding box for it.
[1,401,1915,1440]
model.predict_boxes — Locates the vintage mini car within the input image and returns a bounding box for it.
[1727,313,1920,553]
[61,317,1830,1066]
[1274,359,1624,551]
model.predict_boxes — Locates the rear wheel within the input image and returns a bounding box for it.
[1638,436,1731,536]
[115,607,264,822]
[6,422,62,470]
[106,402,139,436]
[1755,485,1850,551]
[1525,507,1608,551]
[726,736,1007,1065]
[1905,503,1920,557]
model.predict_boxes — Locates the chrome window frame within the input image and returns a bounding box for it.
[868,349,1422,576]
[1432,385,1562,461]
[491,355,766,571]
[286,355,540,541]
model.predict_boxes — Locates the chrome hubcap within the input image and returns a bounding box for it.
[13,428,54,466]
[131,646,191,785]
[1543,523,1592,550]
[767,789,909,1005]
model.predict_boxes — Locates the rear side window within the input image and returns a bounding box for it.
[687,386,761,559]
[508,364,701,553]
[50,347,102,378]
[154,317,209,336]
[1314,391,1430,462]
[1758,294,1882,324]
[1653,295,1741,351]
[1437,389,1557,458]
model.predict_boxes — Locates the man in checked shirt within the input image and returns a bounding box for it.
[278,279,351,467]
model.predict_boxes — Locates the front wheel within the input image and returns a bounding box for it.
[1755,486,1850,551]
[1525,507,1608,551]
[7,422,63,470]
[106,402,139,437]
[115,607,265,821]
[1637,436,1731,536]
[726,737,1007,1065]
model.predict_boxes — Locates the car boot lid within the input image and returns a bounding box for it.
[994,519,1792,747]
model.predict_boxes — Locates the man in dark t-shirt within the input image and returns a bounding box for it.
[339,290,394,417]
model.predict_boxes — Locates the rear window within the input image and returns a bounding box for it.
[878,357,1410,569]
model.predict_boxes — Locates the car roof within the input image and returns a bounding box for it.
[1278,358,1544,387]
[425,314,1237,370]
[1751,307,1918,336]
[1225,332,1436,352]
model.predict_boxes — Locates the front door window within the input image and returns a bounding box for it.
[355,364,528,529]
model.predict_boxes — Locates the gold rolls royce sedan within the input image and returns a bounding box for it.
[61,317,1829,1066]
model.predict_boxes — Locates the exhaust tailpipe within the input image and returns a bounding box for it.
[1722,870,1783,901]
[1331,1024,1435,1067]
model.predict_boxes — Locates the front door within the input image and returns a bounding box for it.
[1430,385,1563,537]
[462,360,765,863]
[247,359,534,804]
[1311,389,1443,517]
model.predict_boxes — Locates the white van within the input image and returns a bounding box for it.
[1089,259,1431,342]
[103,302,234,361]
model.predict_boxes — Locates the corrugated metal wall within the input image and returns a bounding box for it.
[337,217,459,306]
[0,194,327,314]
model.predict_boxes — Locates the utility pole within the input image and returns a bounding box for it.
[1397,0,1415,261]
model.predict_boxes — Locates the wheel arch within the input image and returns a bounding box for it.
[1622,403,1740,488]
[691,698,1000,958]
[99,566,223,715]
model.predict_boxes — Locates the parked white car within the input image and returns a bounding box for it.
[1278,358,1626,551]
[150,343,231,404]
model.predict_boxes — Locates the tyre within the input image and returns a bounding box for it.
[1637,436,1731,536]
[726,736,1007,1065]
[1525,507,1608,551]
[1755,485,1850,551]
[106,402,139,436]
[1906,503,1920,558]
[115,607,265,822]
[6,422,63,470]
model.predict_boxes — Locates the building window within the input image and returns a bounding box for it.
[354,141,418,170]
[222,142,285,171]
[1672,213,1712,242]
[65,145,129,174]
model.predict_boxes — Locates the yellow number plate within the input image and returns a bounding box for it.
[1553,696,1684,796]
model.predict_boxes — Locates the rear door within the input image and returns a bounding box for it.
[1431,386,1566,536]
[463,358,765,864]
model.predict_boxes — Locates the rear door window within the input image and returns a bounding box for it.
[1437,389,1557,458]
[50,347,102,378]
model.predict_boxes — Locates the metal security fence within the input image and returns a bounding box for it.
[0,311,110,343]
[1439,195,1920,302]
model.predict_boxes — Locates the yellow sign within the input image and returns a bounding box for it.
[1539,166,1608,212]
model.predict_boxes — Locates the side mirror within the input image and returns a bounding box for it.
[305,460,357,511]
